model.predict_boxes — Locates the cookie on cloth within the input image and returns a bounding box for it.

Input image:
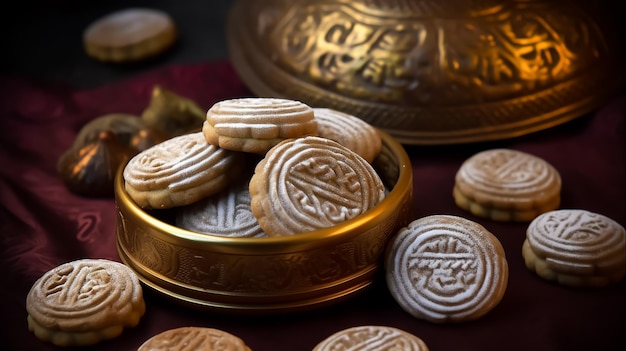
[138,327,251,351]
[83,8,177,63]
[313,107,382,163]
[203,97,317,154]
[26,259,145,347]
[385,215,508,323]
[522,209,626,288]
[249,136,386,236]
[453,148,561,222]
[123,132,244,209]
[313,325,429,351]
[176,175,267,238]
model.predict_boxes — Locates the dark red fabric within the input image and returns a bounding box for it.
[1,61,624,351]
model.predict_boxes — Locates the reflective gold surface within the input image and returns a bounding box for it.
[227,0,623,144]
[115,130,413,313]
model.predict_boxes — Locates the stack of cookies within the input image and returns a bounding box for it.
[122,97,386,237]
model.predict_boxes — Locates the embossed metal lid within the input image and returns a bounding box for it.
[227,0,623,144]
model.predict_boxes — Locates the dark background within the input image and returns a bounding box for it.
[1,0,235,88]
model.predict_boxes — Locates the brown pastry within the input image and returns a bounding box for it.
[83,8,177,62]
[26,259,145,347]
[249,136,385,236]
[453,148,561,221]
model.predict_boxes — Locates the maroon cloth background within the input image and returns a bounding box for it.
[1,61,624,351]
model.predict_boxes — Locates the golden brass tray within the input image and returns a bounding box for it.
[115,130,413,313]
[227,0,623,144]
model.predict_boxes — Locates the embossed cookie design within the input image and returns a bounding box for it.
[123,131,244,209]
[313,107,382,163]
[249,136,386,236]
[203,97,317,153]
[385,215,508,323]
[453,148,561,221]
[138,327,251,351]
[176,176,267,238]
[26,259,145,346]
[314,325,429,351]
[523,209,626,287]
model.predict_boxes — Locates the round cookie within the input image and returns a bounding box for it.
[123,132,244,209]
[83,8,177,63]
[176,176,267,238]
[26,259,145,347]
[453,148,561,222]
[313,107,382,163]
[203,97,317,154]
[138,327,251,351]
[522,209,626,287]
[385,215,509,323]
[313,325,429,351]
[249,136,386,236]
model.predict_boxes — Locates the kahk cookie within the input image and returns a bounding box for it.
[523,209,626,287]
[249,136,386,236]
[138,327,251,351]
[203,97,317,154]
[26,259,145,347]
[313,325,429,351]
[385,215,508,323]
[123,132,244,209]
[313,107,382,163]
[176,176,267,238]
[83,8,177,62]
[453,148,561,222]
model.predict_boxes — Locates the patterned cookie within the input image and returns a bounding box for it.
[249,136,386,236]
[313,107,382,163]
[123,132,244,209]
[26,259,145,347]
[138,327,251,351]
[176,176,267,238]
[313,325,429,351]
[453,148,561,222]
[385,215,509,323]
[83,8,177,63]
[522,209,626,287]
[203,97,317,153]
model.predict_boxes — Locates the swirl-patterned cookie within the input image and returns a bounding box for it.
[313,107,382,163]
[313,325,429,351]
[138,327,251,351]
[26,259,145,347]
[453,148,561,222]
[249,136,386,236]
[123,132,244,209]
[385,215,509,323]
[522,209,626,287]
[203,97,318,153]
[176,176,267,238]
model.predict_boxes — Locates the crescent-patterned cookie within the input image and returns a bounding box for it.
[385,215,509,323]
[138,327,251,351]
[453,148,561,222]
[203,97,318,154]
[523,209,626,288]
[313,107,382,163]
[26,259,145,347]
[249,136,386,236]
[176,176,267,238]
[123,132,244,209]
[313,325,429,351]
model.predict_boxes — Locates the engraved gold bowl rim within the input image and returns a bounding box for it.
[115,130,413,313]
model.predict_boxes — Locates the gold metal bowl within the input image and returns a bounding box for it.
[115,131,413,313]
[227,0,623,144]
